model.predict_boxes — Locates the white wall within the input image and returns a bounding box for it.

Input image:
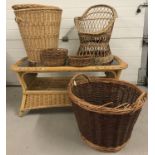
[6,0,146,84]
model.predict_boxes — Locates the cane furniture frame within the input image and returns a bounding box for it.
[11,55,127,116]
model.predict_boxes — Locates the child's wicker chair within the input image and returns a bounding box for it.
[74,5,117,65]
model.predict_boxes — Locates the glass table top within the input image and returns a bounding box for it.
[12,56,127,72]
[18,57,119,67]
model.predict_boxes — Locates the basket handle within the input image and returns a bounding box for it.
[135,92,147,104]
[130,91,147,113]
[70,74,91,87]
[15,17,23,23]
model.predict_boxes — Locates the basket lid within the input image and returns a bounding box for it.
[12,4,62,11]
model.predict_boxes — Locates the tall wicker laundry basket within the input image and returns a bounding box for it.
[12,4,62,63]
[68,74,147,152]
[74,5,117,65]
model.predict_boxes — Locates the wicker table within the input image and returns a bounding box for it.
[11,56,128,116]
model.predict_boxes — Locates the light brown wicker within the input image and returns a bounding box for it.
[74,5,117,65]
[23,77,70,110]
[12,4,62,63]
[11,56,127,116]
[40,48,68,66]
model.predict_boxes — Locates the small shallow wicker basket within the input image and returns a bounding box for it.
[74,5,117,65]
[68,56,94,67]
[68,74,147,152]
[12,4,62,63]
[40,48,68,66]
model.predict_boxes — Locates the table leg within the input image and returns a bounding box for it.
[115,70,122,79]
[19,110,30,117]
[18,94,29,117]
[16,72,37,117]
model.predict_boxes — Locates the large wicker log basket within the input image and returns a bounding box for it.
[68,74,147,152]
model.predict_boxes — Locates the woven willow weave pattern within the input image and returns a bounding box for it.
[74,5,117,65]
[12,4,62,63]
[68,56,94,67]
[40,48,68,66]
[68,74,147,152]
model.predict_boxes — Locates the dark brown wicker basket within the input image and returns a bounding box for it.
[68,74,147,152]
[40,48,68,66]
[68,56,94,67]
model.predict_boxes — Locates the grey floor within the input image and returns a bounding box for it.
[6,87,148,155]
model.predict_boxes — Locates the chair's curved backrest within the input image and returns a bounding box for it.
[75,5,117,34]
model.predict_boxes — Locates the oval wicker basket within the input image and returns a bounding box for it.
[68,56,94,67]
[68,74,147,152]
[74,5,117,65]
[40,48,68,66]
[12,4,62,63]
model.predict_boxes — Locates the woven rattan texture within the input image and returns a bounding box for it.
[73,104,141,151]
[68,56,94,67]
[74,5,117,65]
[12,4,62,63]
[40,48,68,66]
[68,74,147,152]
[25,77,70,109]
[25,93,69,109]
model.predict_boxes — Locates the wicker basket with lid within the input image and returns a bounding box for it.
[12,4,62,63]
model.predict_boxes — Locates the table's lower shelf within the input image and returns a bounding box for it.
[20,77,71,116]
[24,91,70,110]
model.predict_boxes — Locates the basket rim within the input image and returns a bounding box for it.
[41,48,68,53]
[82,4,118,19]
[68,74,147,115]
[68,55,94,59]
[12,4,62,12]
[81,135,128,152]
